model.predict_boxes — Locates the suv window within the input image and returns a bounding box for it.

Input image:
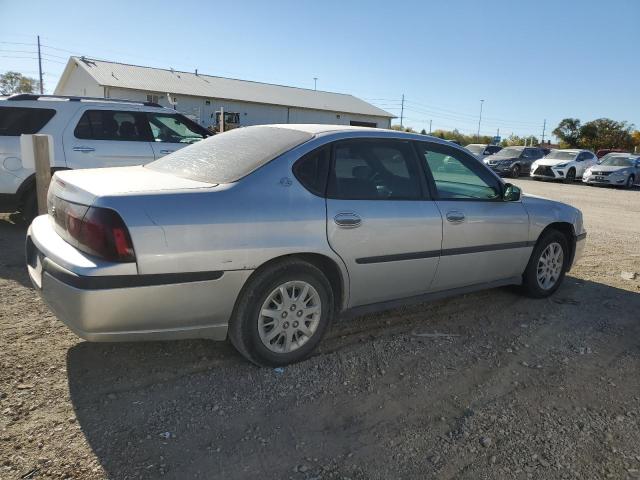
[486,145,501,155]
[146,113,208,144]
[74,110,151,141]
[576,152,591,161]
[416,142,501,200]
[327,140,422,200]
[0,107,56,136]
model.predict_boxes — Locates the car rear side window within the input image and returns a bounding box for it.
[74,110,152,141]
[327,139,422,200]
[293,147,330,196]
[0,107,56,136]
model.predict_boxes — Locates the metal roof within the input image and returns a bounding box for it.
[57,57,394,118]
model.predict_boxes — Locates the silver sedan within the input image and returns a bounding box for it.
[26,125,586,366]
[583,154,640,188]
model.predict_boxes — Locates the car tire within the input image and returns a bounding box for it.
[510,164,521,178]
[228,259,334,367]
[564,168,576,183]
[626,175,635,189]
[19,190,38,224]
[521,230,569,298]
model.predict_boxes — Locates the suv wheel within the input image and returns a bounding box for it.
[564,168,576,183]
[228,260,334,366]
[19,190,38,224]
[510,164,521,178]
[521,230,569,298]
[626,175,635,189]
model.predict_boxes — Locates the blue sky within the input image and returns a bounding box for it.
[1,0,638,139]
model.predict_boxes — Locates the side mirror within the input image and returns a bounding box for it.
[503,183,521,202]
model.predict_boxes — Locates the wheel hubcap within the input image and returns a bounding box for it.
[257,281,321,353]
[536,242,564,290]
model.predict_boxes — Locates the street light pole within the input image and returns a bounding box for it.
[477,99,484,140]
[313,77,318,91]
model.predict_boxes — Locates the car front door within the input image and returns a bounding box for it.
[63,108,155,169]
[145,112,209,159]
[415,141,531,291]
[325,138,443,307]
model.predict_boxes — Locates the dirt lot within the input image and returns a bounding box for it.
[1,178,639,480]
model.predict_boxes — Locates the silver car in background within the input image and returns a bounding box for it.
[26,125,586,366]
[583,154,640,188]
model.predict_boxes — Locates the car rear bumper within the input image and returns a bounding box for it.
[26,217,251,342]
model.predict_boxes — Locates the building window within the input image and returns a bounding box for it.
[146,94,160,104]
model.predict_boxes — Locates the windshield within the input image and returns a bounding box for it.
[545,150,577,160]
[146,126,313,183]
[496,148,523,157]
[465,144,485,155]
[599,155,633,167]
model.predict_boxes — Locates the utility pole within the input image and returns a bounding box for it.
[429,119,432,134]
[313,77,317,91]
[541,119,546,143]
[400,94,405,128]
[37,35,43,94]
[476,99,484,140]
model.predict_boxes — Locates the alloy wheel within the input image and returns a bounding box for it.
[257,281,322,353]
[536,242,564,290]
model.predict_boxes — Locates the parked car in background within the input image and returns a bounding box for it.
[465,143,503,160]
[27,125,586,366]
[482,146,545,178]
[530,149,597,182]
[596,148,627,159]
[583,153,640,188]
[0,94,210,222]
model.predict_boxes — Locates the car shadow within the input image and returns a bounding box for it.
[0,217,31,289]
[66,278,640,479]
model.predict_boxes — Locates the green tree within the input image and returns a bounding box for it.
[579,118,634,151]
[552,118,582,148]
[420,129,427,135]
[0,71,39,95]
[390,125,416,133]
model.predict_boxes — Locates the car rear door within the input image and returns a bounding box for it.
[325,138,442,307]
[144,112,209,159]
[62,108,155,169]
[416,141,530,291]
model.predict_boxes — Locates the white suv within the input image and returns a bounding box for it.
[0,94,210,221]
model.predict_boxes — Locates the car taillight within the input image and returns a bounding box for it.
[74,207,136,262]
[51,198,135,262]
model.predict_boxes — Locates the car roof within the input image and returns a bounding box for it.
[0,93,171,111]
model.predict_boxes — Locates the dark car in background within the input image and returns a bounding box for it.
[596,148,627,159]
[482,146,545,178]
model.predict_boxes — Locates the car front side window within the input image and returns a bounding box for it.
[327,139,423,200]
[416,142,501,201]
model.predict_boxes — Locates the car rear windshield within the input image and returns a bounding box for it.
[146,126,313,183]
[0,106,56,136]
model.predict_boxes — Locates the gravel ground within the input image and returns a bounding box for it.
[1,178,639,480]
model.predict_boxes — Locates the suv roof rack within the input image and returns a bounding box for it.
[5,93,163,108]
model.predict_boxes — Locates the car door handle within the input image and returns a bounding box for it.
[446,211,465,223]
[159,149,175,155]
[334,212,362,228]
[72,146,95,153]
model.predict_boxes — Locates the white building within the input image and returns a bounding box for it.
[55,57,394,129]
